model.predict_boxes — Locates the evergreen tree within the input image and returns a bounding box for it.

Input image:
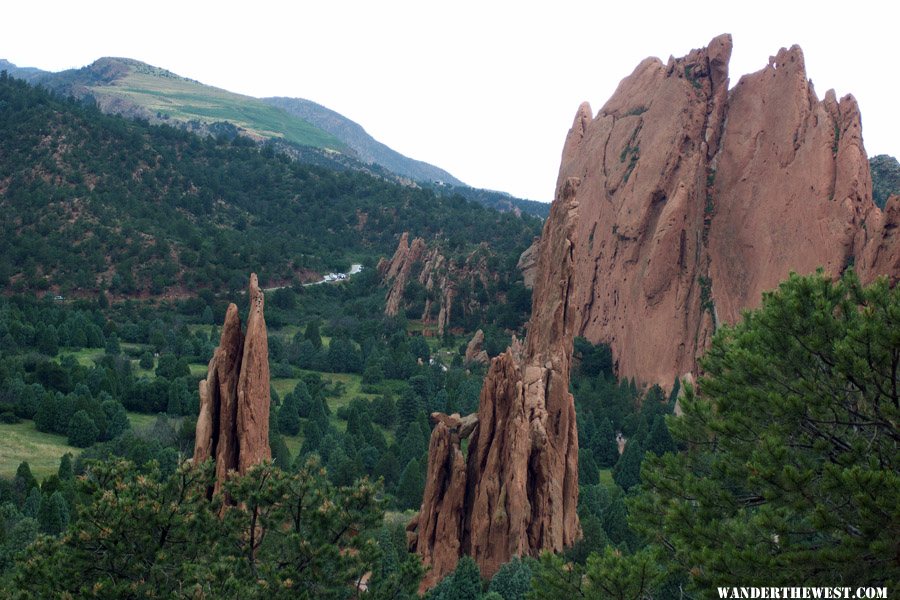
[57,453,74,481]
[578,449,600,486]
[37,491,69,535]
[22,488,41,518]
[612,439,642,492]
[67,409,100,448]
[430,555,481,600]
[304,319,323,349]
[396,458,424,510]
[14,462,38,499]
[488,556,532,600]
[645,415,676,456]
[632,271,900,589]
[594,417,619,468]
[277,392,301,436]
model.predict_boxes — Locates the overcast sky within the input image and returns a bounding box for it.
[2,1,895,201]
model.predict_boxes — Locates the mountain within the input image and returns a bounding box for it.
[0,57,548,216]
[0,73,541,299]
[263,96,464,186]
[3,57,345,150]
[544,34,899,387]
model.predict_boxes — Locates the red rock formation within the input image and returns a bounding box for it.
[236,274,272,472]
[380,234,495,336]
[860,195,900,283]
[410,181,581,588]
[380,233,427,317]
[555,35,898,388]
[463,329,489,365]
[194,274,271,493]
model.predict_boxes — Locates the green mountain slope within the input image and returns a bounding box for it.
[0,73,541,298]
[32,57,345,151]
[2,58,549,216]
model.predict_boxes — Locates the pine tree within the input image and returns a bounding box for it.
[595,417,619,468]
[57,453,74,481]
[632,271,900,589]
[395,458,424,510]
[67,409,99,448]
[489,556,532,600]
[612,439,642,492]
[277,392,301,436]
[645,415,676,456]
[38,491,70,535]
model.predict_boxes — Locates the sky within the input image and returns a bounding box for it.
[2,1,896,201]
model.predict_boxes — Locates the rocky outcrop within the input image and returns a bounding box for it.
[379,232,427,317]
[555,34,899,388]
[194,274,271,494]
[409,181,581,588]
[463,329,489,365]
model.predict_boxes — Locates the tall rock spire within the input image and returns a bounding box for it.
[194,274,271,494]
[409,178,581,588]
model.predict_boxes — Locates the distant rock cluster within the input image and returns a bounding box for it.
[378,233,493,336]
[194,274,271,495]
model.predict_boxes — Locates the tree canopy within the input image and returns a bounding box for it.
[631,270,900,590]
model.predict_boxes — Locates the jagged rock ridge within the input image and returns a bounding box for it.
[194,274,271,493]
[552,34,900,387]
[408,181,581,588]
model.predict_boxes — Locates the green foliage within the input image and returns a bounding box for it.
[612,439,642,492]
[13,457,399,598]
[870,154,900,208]
[488,557,532,600]
[429,555,482,600]
[0,76,540,299]
[631,271,900,590]
[528,548,662,600]
[66,410,98,448]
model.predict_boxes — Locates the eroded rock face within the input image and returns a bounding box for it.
[194,274,271,493]
[557,35,898,387]
[410,182,581,588]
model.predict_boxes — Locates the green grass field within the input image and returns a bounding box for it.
[0,421,78,479]
[127,412,160,431]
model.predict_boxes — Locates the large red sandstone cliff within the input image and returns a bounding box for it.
[409,181,581,588]
[194,274,271,494]
[554,34,899,387]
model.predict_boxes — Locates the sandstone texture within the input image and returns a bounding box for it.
[463,329,489,365]
[555,34,899,387]
[194,274,272,493]
[409,183,581,588]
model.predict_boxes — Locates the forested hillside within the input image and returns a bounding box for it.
[0,72,540,298]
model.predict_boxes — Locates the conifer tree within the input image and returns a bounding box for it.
[632,271,900,589]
